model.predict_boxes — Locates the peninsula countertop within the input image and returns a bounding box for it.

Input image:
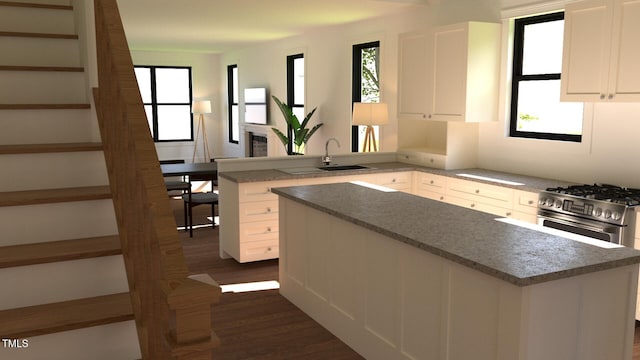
[218,161,575,193]
[272,182,640,287]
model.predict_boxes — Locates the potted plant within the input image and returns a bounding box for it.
[271,96,323,155]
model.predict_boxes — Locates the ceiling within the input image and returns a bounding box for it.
[116,0,430,53]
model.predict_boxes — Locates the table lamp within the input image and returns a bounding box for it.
[192,100,212,162]
[352,102,388,152]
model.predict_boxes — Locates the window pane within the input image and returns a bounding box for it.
[293,57,305,105]
[232,67,239,104]
[522,20,564,75]
[134,67,152,103]
[156,68,190,103]
[231,105,239,142]
[144,105,153,136]
[516,80,583,135]
[292,106,305,124]
[157,105,192,140]
[361,47,380,103]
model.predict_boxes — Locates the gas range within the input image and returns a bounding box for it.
[539,184,640,225]
[537,184,639,247]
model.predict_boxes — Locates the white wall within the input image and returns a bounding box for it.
[130,50,222,162]
[127,0,640,188]
[219,6,432,158]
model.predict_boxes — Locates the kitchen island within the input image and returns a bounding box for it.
[273,182,640,360]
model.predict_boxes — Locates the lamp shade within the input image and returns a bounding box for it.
[352,102,388,126]
[192,100,212,114]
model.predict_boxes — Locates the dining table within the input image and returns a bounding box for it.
[160,161,218,182]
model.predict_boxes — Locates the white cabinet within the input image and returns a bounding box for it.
[397,31,430,120]
[511,190,539,223]
[430,22,501,122]
[561,0,640,102]
[397,22,500,122]
[376,171,414,191]
[414,172,447,201]
[446,178,515,218]
[220,178,297,262]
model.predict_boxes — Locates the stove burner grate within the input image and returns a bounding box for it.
[545,184,640,207]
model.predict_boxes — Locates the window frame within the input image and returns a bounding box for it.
[134,65,194,143]
[509,12,582,142]
[286,53,304,155]
[227,64,239,144]
[352,41,381,152]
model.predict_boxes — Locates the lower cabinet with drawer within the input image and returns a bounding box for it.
[220,178,296,262]
[414,172,447,201]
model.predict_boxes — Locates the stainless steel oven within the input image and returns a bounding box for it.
[537,184,638,248]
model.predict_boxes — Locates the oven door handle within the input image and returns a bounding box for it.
[538,215,614,234]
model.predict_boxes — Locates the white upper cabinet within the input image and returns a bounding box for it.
[398,31,430,120]
[398,22,501,122]
[561,0,640,102]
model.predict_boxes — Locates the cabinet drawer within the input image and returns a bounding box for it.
[377,171,413,191]
[239,239,279,262]
[239,200,278,223]
[513,190,539,215]
[239,180,297,202]
[239,220,279,243]
[447,195,512,217]
[415,173,447,194]
[446,179,513,208]
[417,189,446,202]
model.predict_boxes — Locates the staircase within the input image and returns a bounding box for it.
[0,0,140,358]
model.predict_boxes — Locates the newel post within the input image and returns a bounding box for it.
[164,275,221,360]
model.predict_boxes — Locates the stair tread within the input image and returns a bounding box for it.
[0,185,111,207]
[0,1,73,11]
[0,103,90,109]
[0,65,84,72]
[0,235,121,269]
[0,31,77,39]
[0,292,133,338]
[0,142,103,154]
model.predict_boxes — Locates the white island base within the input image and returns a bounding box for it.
[279,198,639,360]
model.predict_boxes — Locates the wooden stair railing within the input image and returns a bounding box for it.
[92,0,220,359]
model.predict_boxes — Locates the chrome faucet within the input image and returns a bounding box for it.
[322,138,340,165]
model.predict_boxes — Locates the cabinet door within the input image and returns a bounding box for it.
[607,0,640,100]
[561,0,613,102]
[398,31,430,120]
[431,24,467,121]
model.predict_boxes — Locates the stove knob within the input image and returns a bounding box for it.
[554,200,562,208]
[545,198,554,207]
[593,208,603,217]
[538,198,547,206]
[612,211,622,221]
[603,209,612,219]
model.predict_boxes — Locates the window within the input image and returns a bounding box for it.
[286,54,304,154]
[510,13,583,142]
[352,41,380,152]
[134,66,193,142]
[228,65,239,144]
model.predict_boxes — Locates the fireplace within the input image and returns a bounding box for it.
[249,133,267,157]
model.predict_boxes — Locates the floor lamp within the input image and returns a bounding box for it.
[192,100,212,163]
[352,102,388,152]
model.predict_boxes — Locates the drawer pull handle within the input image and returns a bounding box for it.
[266,207,271,213]
[475,189,480,194]
[470,203,476,208]
[527,200,534,205]
[430,180,434,184]
[267,247,272,252]
[506,212,512,216]
[439,196,444,201]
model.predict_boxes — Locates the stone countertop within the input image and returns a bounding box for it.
[218,161,575,192]
[272,182,640,287]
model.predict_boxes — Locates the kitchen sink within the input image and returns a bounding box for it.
[317,165,370,171]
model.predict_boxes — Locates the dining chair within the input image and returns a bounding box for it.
[160,160,191,232]
[182,191,218,237]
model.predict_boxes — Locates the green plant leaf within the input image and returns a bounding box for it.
[304,123,324,143]
[271,127,289,147]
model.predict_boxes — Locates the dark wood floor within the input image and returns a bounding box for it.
[173,199,363,359]
[174,198,640,360]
